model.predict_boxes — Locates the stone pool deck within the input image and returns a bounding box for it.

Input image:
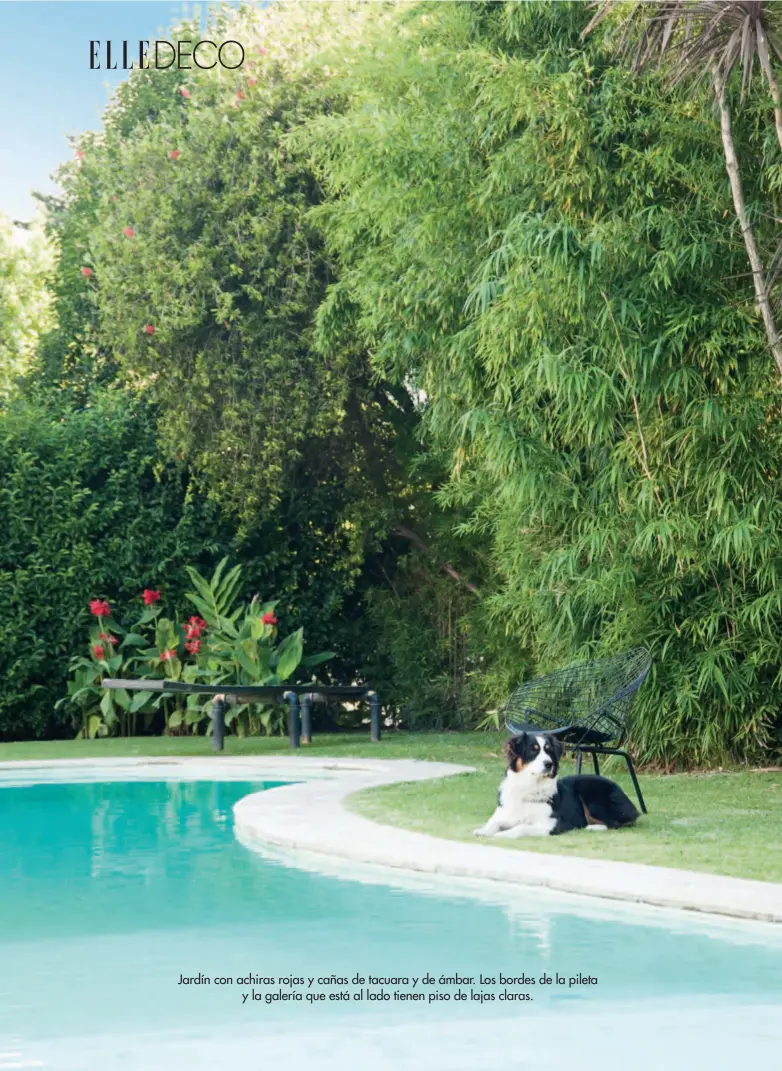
[3,755,781,924]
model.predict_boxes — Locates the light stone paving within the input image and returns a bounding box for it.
[3,755,781,924]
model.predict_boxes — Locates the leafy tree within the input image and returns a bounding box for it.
[0,214,53,402]
[584,0,782,378]
[18,1,467,728]
[303,0,782,765]
[52,2,404,533]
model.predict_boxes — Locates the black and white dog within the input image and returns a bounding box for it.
[475,733,640,838]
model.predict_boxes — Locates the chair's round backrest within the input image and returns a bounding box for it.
[504,647,651,738]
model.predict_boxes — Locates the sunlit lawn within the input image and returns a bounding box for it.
[2,732,780,884]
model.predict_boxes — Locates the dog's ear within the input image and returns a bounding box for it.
[504,734,525,766]
[548,735,564,760]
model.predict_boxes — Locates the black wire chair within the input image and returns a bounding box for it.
[504,647,651,814]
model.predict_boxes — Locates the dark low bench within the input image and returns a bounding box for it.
[101,679,381,751]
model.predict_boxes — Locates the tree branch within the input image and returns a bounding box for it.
[715,71,782,380]
[392,524,482,597]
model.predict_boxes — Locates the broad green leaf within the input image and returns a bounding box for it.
[274,627,303,681]
[216,563,243,607]
[236,645,259,679]
[300,651,336,668]
[120,633,147,647]
[185,592,216,623]
[130,690,154,712]
[217,615,239,638]
[114,688,131,711]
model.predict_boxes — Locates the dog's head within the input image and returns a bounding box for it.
[504,733,562,780]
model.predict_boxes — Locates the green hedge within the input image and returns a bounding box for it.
[0,395,232,739]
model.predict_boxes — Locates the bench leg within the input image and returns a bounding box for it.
[284,691,300,749]
[368,691,381,742]
[301,694,313,744]
[212,696,226,753]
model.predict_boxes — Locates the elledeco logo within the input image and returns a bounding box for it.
[89,39,245,71]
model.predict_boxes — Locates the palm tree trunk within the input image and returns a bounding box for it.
[756,24,782,152]
[763,67,782,151]
[716,79,782,379]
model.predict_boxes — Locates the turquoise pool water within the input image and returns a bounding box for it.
[1,778,781,1070]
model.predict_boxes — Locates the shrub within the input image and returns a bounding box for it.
[0,395,232,740]
[58,558,335,739]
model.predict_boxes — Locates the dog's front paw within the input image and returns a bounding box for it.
[474,825,492,838]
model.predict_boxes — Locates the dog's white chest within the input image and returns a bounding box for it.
[497,774,558,835]
[506,799,553,826]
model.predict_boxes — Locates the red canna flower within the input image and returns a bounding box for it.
[80,266,93,277]
[262,612,278,626]
[236,90,245,101]
[180,86,190,98]
[92,643,105,660]
[258,45,267,55]
[169,149,180,159]
[185,638,201,655]
[109,635,119,645]
[123,226,135,238]
[185,615,208,638]
[248,77,257,87]
[143,325,155,336]
[142,589,161,604]
[89,599,111,618]
[160,649,177,662]
[75,150,85,159]
[98,632,108,640]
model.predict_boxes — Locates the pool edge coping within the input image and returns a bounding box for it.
[3,755,780,924]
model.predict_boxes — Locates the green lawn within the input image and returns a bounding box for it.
[2,732,780,884]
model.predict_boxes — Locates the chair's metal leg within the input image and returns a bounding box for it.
[592,752,600,775]
[617,749,647,814]
[575,749,583,775]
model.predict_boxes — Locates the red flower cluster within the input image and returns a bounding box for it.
[143,324,155,336]
[123,226,135,238]
[98,633,118,645]
[169,149,180,160]
[92,643,105,660]
[142,589,161,605]
[80,266,93,277]
[89,599,111,618]
[183,615,207,656]
[160,649,177,662]
[180,87,191,98]
[262,612,278,626]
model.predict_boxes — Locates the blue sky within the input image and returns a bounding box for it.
[0,1,234,222]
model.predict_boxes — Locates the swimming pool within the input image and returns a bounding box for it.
[2,776,781,1070]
